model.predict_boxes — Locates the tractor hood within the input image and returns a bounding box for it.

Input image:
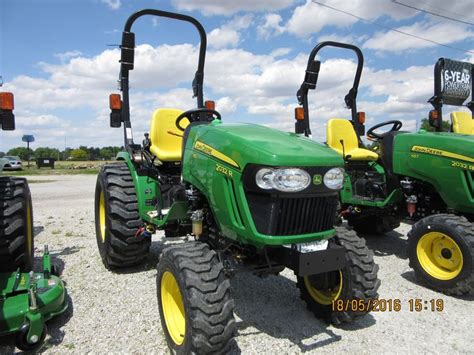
[394,131,474,160]
[189,121,343,169]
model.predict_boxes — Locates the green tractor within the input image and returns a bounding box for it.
[95,9,380,353]
[0,91,68,351]
[294,41,474,295]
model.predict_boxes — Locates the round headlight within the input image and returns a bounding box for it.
[323,167,345,190]
[274,168,311,192]
[256,168,275,189]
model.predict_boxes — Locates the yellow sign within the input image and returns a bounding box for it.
[194,141,240,168]
[411,145,474,163]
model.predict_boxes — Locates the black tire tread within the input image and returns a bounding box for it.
[96,162,150,268]
[157,242,235,354]
[297,227,380,325]
[408,214,474,295]
[0,176,33,271]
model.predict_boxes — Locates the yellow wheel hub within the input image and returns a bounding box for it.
[304,271,343,305]
[99,191,106,243]
[417,231,463,280]
[26,201,33,258]
[161,271,186,345]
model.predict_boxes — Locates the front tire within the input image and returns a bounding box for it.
[94,162,150,269]
[0,177,34,272]
[297,227,380,325]
[157,242,235,354]
[408,214,474,295]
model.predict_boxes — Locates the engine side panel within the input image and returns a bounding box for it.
[393,132,474,213]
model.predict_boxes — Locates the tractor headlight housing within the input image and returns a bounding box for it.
[255,168,311,192]
[323,167,345,190]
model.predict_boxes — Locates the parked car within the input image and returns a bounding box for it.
[2,156,23,171]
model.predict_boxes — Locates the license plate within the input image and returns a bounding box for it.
[297,240,328,253]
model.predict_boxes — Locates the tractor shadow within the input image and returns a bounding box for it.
[112,240,166,275]
[362,230,408,260]
[230,272,375,353]
[38,293,74,353]
[33,225,45,237]
[399,271,474,301]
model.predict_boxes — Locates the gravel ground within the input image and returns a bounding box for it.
[1,174,472,354]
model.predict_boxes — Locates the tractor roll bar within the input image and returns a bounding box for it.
[296,41,364,137]
[118,9,207,147]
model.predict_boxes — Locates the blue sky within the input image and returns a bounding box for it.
[1,0,473,151]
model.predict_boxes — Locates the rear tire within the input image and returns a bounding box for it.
[297,227,380,325]
[94,162,150,269]
[0,177,34,272]
[408,214,474,295]
[157,242,235,354]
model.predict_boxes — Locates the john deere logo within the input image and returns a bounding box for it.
[313,174,322,185]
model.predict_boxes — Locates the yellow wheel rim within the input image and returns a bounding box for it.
[161,271,186,345]
[304,271,343,305]
[417,232,463,280]
[26,200,33,258]
[99,191,106,243]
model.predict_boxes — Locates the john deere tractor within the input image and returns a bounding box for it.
[0,90,68,351]
[294,41,473,295]
[94,9,379,353]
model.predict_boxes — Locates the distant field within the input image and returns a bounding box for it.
[1,160,112,176]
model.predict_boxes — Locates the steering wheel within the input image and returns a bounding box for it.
[367,120,403,140]
[175,108,221,131]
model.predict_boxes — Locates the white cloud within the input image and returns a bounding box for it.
[2,39,458,149]
[208,15,253,49]
[270,47,292,58]
[286,0,416,38]
[171,0,293,16]
[100,0,121,10]
[208,28,240,49]
[257,14,285,39]
[54,50,83,62]
[364,21,474,53]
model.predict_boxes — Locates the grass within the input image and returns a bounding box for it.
[27,179,57,184]
[1,160,110,176]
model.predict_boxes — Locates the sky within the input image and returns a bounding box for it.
[0,0,473,152]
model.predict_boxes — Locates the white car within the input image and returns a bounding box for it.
[1,156,23,171]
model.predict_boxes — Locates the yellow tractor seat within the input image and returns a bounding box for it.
[149,108,189,162]
[451,111,474,135]
[327,118,379,161]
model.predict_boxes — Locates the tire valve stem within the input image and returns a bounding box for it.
[191,210,204,238]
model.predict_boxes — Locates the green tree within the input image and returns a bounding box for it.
[35,147,60,159]
[99,147,114,160]
[6,147,33,160]
[420,118,451,132]
[69,148,89,161]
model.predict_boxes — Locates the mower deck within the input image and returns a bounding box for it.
[0,246,68,349]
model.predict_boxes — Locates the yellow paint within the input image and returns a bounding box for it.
[99,191,106,243]
[326,119,379,161]
[149,108,189,161]
[194,141,240,168]
[215,163,233,177]
[417,232,463,280]
[304,271,343,305]
[411,145,474,163]
[451,111,474,135]
[161,271,186,345]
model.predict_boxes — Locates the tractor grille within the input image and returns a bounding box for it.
[246,193,338,236]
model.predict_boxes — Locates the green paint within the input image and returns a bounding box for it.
[313,174,322,185]
[122,120,343,248]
